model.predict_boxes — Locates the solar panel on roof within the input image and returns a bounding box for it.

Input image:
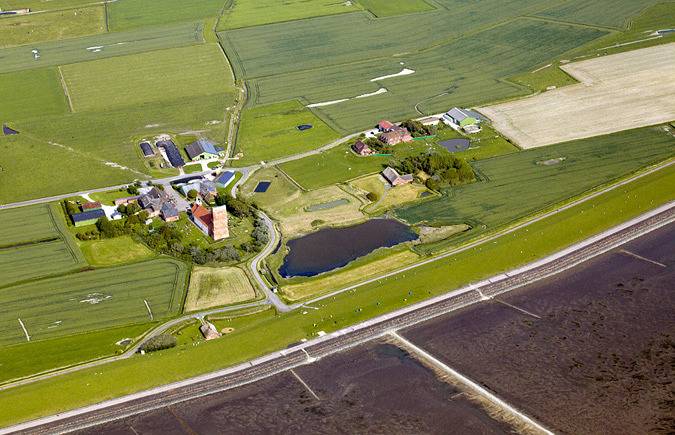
[254,181,272,193]
[139,142,154,157]
[71,209,105,222]
[156,140,185,168]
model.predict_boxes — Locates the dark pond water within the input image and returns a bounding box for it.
[439,138,470,152]
[279,219,417,278]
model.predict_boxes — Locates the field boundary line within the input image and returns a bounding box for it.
[57,66,75,113]
[388,331,553,435]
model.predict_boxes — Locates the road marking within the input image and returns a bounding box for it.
[389,331,553,435]
[144,300,154,321]
[289,369,320,401]
[494,299,542,319]
[17,318,30,342]
[619,249,667,268]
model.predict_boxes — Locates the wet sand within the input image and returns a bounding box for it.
[404,222,675,434]
[78,343,513,434]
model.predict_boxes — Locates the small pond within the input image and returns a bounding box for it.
[254,181,272,193]
[279,219,417,278]
[439,138,470,152]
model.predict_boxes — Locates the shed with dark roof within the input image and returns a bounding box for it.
[71,209,105,227]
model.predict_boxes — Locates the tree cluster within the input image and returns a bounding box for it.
[140,334,177,353]
[363,137,393,154]
[215,194,254,218]
[397,153,475,190]
[242,217,269,253]
[400,119,435,137]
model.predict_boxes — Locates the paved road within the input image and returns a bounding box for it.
[5,203,673,435]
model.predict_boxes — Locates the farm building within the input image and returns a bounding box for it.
[352,140,373,156]
[114,196,139,206]
[185,138,224,161]
[199,321,221,340]
[81,201,102,211]
[444,108,485,127]
[156,140,185,168]
[139,142,154,157]
[180,181,202,197]
[377,120,395,132]
[71,209,105,227]
[190,204,229,240]
[160,202,179,222]
[379,127,413,145]
[382,167,413,186]
[215,171,236,189]
[199,180,217,202]
[138,187,172,218]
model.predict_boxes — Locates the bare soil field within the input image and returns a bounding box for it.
[77,342,514,434]
[479,43,675,148]
[403,222,675,434]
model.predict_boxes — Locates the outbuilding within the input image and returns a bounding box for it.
[382,167,413,186]
[215,171,236,189]
[185,138,223,161]
[72,209,106,227]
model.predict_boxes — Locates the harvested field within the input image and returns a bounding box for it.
[479,43,675,149]
[403,221,675,434]
[185,267,256,312]
[0,259,187,346]
[76,341,515,434]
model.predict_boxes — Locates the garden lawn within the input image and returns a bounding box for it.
[218,0,362,30]
[61,44,235,112]
[0,6,105,48]
[233,101,340,165]
[0,259,187,346]
[184,266,256,311]
[1,155,672,427]
[79,236,155,267]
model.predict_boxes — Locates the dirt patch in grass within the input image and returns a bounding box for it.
[185,266,256,311]
[416,224,470,244]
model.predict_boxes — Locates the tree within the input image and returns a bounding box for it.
[64,200,80,216]
[366,191,379,202]
[127,185,139,195]
[187,189,198,200]
[140,334,177,353]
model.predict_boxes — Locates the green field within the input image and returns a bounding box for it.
[1,159,673,426]
[0,0,99,10]
[279,140,432,190]
[360,0,434,17]
[80,236,155,267]
[218,0,362,30]
[61,43,235,112]
[535,0,665,28]
[108,0,226,31]
[0,240,84,288]
[0,204,59,247]
[397,127,675,229]
[0,6,105,48]
[0,68,68,120]
[0,22,204,74]
[233,100,340,165]
[231,17,606,132]
[0,259,187,346]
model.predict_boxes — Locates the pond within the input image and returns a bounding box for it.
[279,219,417,278]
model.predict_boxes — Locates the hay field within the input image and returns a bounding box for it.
[218,0,361,30]
[234,101,340,165]
[397,126,675,230]
[108,0,225,31]
[234,18,606,132]
[0,22,204,74]
[0,259,187,346]
[0,6,105,48]
[535,0,664,28]
[479,43,675,149]
[0,68,68,120]
[185,267,255,311]
[61,43,235,112]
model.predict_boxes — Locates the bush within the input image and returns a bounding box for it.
[64,200,80,216]
[127,185,139,195]
[139,334,177,353]
[187,189,198,200]
[366,191,379,202]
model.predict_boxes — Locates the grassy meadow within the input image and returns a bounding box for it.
[61,43,235,112]
[79,236,155,267]
[2,160,673,426]
[108,0,226,31]
[0,259,187,346]
[184,266,256,311]
[535,0,665,28]
[233,100,340,165]
[397,127,675,229]
[0,68,68,120]
[218,0,361,30]
[359,0,434,17]
[0,0,98,10]
[0,240,84,288]
[0,204,60,247]
[0,6,105,48]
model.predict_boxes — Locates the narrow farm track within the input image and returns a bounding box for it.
[5,203,674,435]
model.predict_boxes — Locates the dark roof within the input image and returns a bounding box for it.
[185,138,222,160]
[215,171,235,186]
[156,140,185,167]
[296,124,313,131]
[71,209,105,223]
[161,202,179,218]
[2,124,19,135]
[140,142,154,157]
[353,141,370,153]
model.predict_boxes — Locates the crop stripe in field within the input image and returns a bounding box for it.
[56,66,75,113]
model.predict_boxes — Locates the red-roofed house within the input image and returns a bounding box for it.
[352,140,373,156]
[377,120,395,132]
[379,127,413,145]
[190,204,229,241]
[82,201,102,211]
